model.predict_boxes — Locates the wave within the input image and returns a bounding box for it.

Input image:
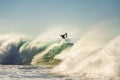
[0,34,73,65]
[0,26,120,78]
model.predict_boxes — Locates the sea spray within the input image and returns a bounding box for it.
[53,29,120,78]
[98,36,120,77]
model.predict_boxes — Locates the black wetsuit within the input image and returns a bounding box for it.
[60,33,67,39]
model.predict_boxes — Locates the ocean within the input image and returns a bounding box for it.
[0,29,120,80]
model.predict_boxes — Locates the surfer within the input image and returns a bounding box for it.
[60,33,67,39]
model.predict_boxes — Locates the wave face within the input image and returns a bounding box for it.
[53,30,120,78]
[0,34,73,65]
[31,40,73,65]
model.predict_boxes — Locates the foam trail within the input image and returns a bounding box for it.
[53,29,120,78]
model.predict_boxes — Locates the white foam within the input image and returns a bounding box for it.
[53,29,120,78]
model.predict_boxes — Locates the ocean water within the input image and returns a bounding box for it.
[0,65,120,80]
[0,28,120,80]
[0,65,81,80]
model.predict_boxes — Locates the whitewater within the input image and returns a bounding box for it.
[0,28,120,80]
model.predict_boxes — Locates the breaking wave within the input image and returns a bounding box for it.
[0,34,73,65]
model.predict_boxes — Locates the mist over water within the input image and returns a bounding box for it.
[53,33,120,78]
[53,27,120,79]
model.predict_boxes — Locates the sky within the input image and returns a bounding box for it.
[0,0,120,36]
